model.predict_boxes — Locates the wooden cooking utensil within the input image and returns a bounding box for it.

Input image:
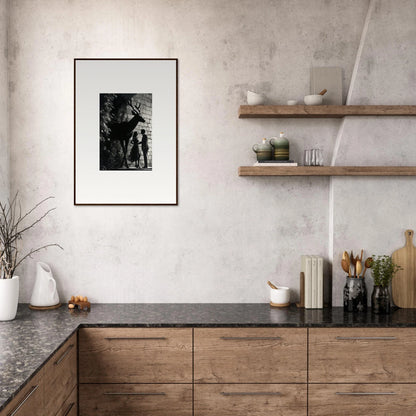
[319,89,327,96]
[362,257,373,278]
[392,230,416,308]
[267,281,278,290]
[341,259,350,276]
[356,260,363,277]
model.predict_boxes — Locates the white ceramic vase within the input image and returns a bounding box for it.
[30,262,59,307]
[0,276,19,321]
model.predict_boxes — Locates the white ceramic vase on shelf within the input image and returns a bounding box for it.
[0,276,19,321]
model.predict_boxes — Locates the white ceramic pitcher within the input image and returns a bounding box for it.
[30,262,59,307]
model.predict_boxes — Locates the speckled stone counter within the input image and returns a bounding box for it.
[1,303,416,411]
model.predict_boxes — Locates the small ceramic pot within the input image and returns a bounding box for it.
[371,285,391,314]
[270,287,290,304]
[252,138,272,161]
[343,276,367,313]
[270,134,289,160]
[304,94,323,105]
[247,91,265,105]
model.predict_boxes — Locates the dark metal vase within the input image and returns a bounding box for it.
[371,285,391,314]
[343,276,367,312]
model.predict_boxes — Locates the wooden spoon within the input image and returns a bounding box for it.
[356,260,363,277]
[267,281,278,290]
[342,251,351,276]
[319,89,327,96]
[362,257,373,278]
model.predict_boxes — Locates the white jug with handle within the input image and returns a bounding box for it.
[30,262,60,307]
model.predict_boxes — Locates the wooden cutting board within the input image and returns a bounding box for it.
[392,229,416,308]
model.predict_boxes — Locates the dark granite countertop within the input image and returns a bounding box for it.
[1,303,416,410]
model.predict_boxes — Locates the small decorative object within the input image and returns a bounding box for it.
[0,193,63,321]
[270,132,289,160]
[303,149,324,166]
[304,89,326,106]
[370,255,402,314]
[29,262,60,310]
[74,58,178,205]
[287,100,297,105]
[341,249,368,312]
[68,295,91,311]
[252,138,272,161]
[310,67,342,105]
[267,281,290,307]
[247,90,265,105]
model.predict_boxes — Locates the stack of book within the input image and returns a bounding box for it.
[301,255,323,309]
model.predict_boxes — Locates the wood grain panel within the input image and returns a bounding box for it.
[194,384,307,416]
[79,383,192,416]
[238,166,416,176]
[0,371,43,416]
[194,328,307,383]
[309,328,416,383]
[79,328,192,383]
[55,386,77,416]
[238,105,416,118]
[44,333,77,416]
[309,384,416,416]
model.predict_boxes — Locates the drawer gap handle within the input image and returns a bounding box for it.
[104,337,167,341]
[8,385,39,416]
[55,344,74,365]
[221,392,281,396]
[335,336,397,341]
[63,402,75,416]
[220,337,282,341]
[336,392,397,396]
[104,392,166,396]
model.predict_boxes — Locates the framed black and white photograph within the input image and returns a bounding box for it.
[74,59,177,205]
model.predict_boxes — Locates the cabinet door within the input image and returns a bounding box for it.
[55,386,77,416]
[194,328,307,383]
[79,383,192,416]
[194,384,307,416]
[43,333,77,416]
[309,328,416,383]
[309,384,416,415]
[0,371,43,416]
[79,328,192,383]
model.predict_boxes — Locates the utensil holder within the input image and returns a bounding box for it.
[343,276,367,312]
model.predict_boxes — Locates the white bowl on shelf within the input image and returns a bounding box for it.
[247,91,265,105]
[304,94,323,105]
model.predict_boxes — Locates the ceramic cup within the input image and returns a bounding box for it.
[247,90,265,105]
[270,286,290,305]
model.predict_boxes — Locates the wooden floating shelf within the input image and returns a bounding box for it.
[238,166,416,176]
[238,105,416,118]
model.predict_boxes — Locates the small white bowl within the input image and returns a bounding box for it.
[304,94,323,105]
[270,286,290,305]
[287,100,297,106]
[247,90,265,105]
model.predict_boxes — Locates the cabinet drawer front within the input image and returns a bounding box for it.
[79,384,192,416]
[309,384,416,416]
[55,386,77,416]
[309,328,416,383]
[79,328,192,383]
[194,328,307,383]
[44,333,77,416]
[1,371,43,416]
[195,384,307,416]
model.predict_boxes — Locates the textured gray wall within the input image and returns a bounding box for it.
[0,0,9,202]
[5,0,414,304]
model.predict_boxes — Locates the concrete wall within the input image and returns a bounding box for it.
[0,0,9,202]
[5,0,415,304]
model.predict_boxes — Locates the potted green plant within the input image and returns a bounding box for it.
[0,193,62,321]
[370,255,402,314]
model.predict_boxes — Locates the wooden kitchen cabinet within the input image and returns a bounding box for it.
[309,384,416,415]
[309,328,416,383]
[55,386,77,416]
[0,371,44,416]
[79,383,192,416]
[194,384,307,416]
[43,333,77,416]
[79,328,192,383]
[194,328,307,383]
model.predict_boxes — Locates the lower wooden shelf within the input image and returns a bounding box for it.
[238,166,416,176]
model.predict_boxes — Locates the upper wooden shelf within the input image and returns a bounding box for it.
[238,105,416,118]
[238,166,416,176]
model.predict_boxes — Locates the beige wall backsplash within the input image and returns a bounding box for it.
[3,0,416,304]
